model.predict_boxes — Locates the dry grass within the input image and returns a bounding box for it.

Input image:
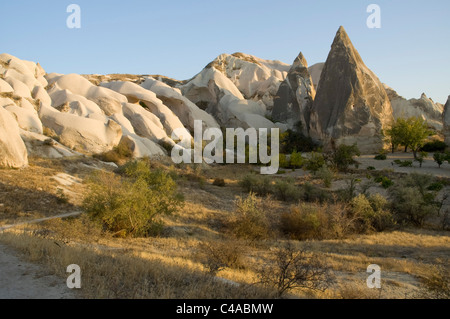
[0,230,272,299]
[1,158,449,299]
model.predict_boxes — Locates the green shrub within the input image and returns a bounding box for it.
[350,194,394,232]
[398,160,413,167]
[305,152,326,174]
[367,166,376,171]
[280,128,318,153]
[374,154,387,160]
[421,140,447,152]
[329,143,361,172]
[416,151,428,168]
[433,152,446,168]
[239,175,273,196]
[83,161,184,237]
[301,183,330,203]
[317,165,334,188]
[279,153,290,169]
[427,182,444,192]
[273,179,299,202]
[290,151,304,169]
[390,173,439,226]
[374,176,394,189]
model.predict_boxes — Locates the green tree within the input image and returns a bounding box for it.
[416,151,428,168]
[385,117,433,158]
[433,152,446,168]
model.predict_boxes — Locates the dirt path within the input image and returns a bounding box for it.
[0,243,75,299]
[0,212,82,299]
[0,211,82,232]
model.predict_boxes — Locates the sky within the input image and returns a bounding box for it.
[1,0,449,103]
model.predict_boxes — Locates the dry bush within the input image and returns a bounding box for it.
[257,243,334,297]
[280,201,356,240]
[228,193,272,241]
[196,240,245,275]
[239,174,273,196]
[212,178,226,187]
[335,283,380,299]
[280,204,331,240]
[419,265,450,299]
[273,179,299,202]
[93,142,133,165]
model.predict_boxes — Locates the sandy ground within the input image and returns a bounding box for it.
[0,243,75,299]
[357,152,450,178]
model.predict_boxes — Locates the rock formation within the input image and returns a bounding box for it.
[272,52,316,134]
[180,66,279,130]
[308,62,324,91]
[444,96,450,146]
[384,85,444,131]
[0,106,28,168]
[311,26,394,153]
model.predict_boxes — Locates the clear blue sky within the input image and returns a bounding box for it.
[1,0,449,103]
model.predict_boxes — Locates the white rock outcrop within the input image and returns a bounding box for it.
[141,77,219,132]
[101,81,191,140]
[205,53,290,110]
[181,66,276,129]
[0,107,28,168]
[47,73,126,115]
[385,86,444,131]
[38,104,122,154]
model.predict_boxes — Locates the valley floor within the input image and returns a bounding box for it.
[0,154,449,299]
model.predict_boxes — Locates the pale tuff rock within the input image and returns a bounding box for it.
[0,106,28,168]
[46,74,127,104]
[4,104,43,134]
[46,74,127,116]
[384,85,444,131]
[38,103,122,154]
[308,62,324,91]
[1,96,42,134]
[47,85,104,117]
[122,102,173,144]
[444,96,450,146]
[100,81,191,141]
[141,77,219,132]
[181,66,276,129]
[111,110,166,157]
[3,77,32,99]
[311,26,394,153]
[31,86,52,106]
[207,53,289,110]
[118,135,165,158]
[272,52,316,134]
[20,129,79,159]
[0,79,14,93]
